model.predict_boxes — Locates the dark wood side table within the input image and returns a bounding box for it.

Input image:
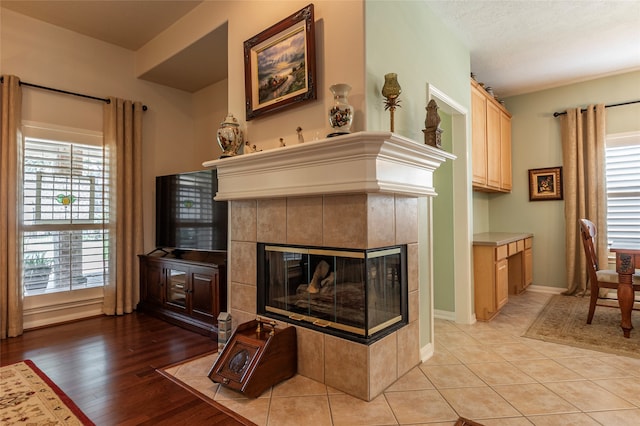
[609,243,640,338]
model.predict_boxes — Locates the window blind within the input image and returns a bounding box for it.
[605,139,640,246]
[23,137,109,294]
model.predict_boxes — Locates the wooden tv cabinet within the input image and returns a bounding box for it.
[138,251,227,337]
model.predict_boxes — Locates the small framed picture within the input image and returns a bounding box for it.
[243,4,317,121]
[529,167,563,201]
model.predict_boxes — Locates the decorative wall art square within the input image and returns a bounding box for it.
[529,166,563,201]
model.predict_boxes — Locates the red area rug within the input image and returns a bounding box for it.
[0,360,94,425]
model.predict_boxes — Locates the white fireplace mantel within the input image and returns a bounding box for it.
[203,131,456,201]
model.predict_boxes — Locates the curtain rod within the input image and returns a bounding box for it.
[0,76,148,111]
[553,99,640,117]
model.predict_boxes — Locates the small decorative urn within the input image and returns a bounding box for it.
[328,83,353,137]
[216,113,244,158]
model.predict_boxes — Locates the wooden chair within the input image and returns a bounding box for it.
[579,218,640,324]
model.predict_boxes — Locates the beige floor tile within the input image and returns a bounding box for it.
[327,385,345,395]
[527,412,601,425]
[544,380,635,412]
[329,393,397,426]
[161,289,640,426]
[270,374,328,397]
[172,355,216,377]
[267,395,332,426]
[180,376,220,400]
[492,383,579,416]
[385,365,434,391]
[411,422,460,426]
[587,409,640,426]
[521,339,601,358]
[599,356,640,378]
[219,397,271,426]
[437,330,483,348]
[420,363,486,388]
[593,378,640,406]
[422,349,462,366]
[479,418,535,426]
[434,319,460,333]
[554,357,629,380]
[384,389,458,424]
[163,365,179,376]
[438,387,521,420]
[465,362,536,385]
[452,321,496,333]
[412,422,460,426]
[488,321,531,335]
[458,329,522,345]
[512,358,582,382]
[448,344,506,364]
[215,383,271,400]
[490,343,547,361]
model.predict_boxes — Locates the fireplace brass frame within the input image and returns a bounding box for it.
[257,244,408,344]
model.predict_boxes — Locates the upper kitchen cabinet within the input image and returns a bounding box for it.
[471,79,512,192]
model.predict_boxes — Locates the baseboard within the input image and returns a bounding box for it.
[434,309,456,321]
[527,285,565,294]
[420,342,434,363]
[24,298,103,329]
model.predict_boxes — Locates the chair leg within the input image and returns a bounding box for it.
[587,284,599,324]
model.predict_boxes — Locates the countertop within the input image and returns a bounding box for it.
[473,232,533,246]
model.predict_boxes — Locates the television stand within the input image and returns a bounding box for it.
[146,247,171,257]
[138,252,227,337]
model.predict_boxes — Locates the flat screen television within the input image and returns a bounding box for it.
[155,169,227,252]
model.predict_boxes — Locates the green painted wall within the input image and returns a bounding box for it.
[364,0,470,345]
[433,112,455,313]
[489,71,640,289]
[364,1,470,137]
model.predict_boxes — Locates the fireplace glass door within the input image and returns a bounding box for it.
[258,245,406,341]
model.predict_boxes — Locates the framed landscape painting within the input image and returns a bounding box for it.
[529,167,563,201]
[244,4,316,120]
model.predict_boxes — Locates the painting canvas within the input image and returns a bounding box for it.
[257,29,307,105]
[244,4,316,120]
[529,167,563,201]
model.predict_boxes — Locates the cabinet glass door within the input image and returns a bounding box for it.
[167,268,187,309]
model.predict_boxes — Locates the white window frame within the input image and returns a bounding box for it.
[605,131,640,260]
[21,121,106,328]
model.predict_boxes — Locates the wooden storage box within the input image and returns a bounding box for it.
[208,318,297,398]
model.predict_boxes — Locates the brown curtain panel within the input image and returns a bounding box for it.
[561,104,607,296]
[0,75,24,339]
[103,97,144,315]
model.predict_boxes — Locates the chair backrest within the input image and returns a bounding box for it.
[579,219,601,281]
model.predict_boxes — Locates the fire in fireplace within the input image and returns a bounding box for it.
[257,244,407,344]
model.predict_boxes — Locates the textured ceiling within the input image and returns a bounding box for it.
[3,1,639,97]
[426,0,640,97]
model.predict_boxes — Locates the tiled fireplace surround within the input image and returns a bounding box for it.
[204,132,454,401]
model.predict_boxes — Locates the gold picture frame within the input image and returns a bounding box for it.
[529,167,563,201]
[243,4,317,121]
